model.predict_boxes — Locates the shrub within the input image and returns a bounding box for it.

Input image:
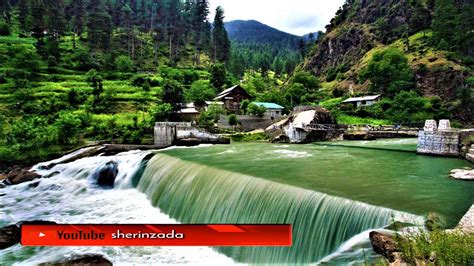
[398,229,474,264]
[115,55,133,72]
[54,112,81,144]
[199,103,225,128]
[247,103,267,117]
[228,114,238,127]
[359,47,414,97]
[184,80,216,106]
[0,22,10,36]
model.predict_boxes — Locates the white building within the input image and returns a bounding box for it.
[252,102,285,119]
[342,95,381,108]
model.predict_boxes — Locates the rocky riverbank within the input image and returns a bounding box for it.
[370,206,474,264]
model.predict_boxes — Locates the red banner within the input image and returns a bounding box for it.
[21,224,292,246]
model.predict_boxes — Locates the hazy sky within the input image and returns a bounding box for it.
[208,0,345,36]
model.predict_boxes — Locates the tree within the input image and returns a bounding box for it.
[185,80,216,106]
[228,114,238,130]
[190,0,210,65]
[0,22,10,36]
[385,91,432,122]
[115,55,133,72]
[210,63,227,90]
[69,0,86,49]
[54,112,81,144]
[86,69,104,105]
[212,6,230,62]
[161,79,184,112]
[87,0,113,51]
[199,103,224,128]
[298,38,306,57]
[247,103,266,117]
[0,0,12,24]
[18,0,29,33]
[359,47,414,97]
[163,0,184,62]
[151,103,173,121]
[409,1,431,37]
[30,0,47,56]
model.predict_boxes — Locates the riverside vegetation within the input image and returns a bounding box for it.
[0,0,472,166]
[0,1,473,263]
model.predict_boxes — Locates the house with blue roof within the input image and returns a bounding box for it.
[252,102,285,120]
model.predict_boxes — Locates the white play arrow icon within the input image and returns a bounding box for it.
[38,232,45,237]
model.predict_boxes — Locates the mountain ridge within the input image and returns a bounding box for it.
[225,20,302,50]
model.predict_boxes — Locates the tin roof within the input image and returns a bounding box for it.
[342,95,381,103]
[252,102,284,109]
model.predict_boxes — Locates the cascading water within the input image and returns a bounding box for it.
[138,153,423,264]
[0,150,234,265]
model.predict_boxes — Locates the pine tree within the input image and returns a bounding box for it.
[30,0,47,56]
[18,0,29,33]
[0,0,12,24]
[212,6,230,62]
[163,0,184,62]
[191,0,210,65]
[409,1,431,37]
[69,0,86,49]
[87,0,113,52]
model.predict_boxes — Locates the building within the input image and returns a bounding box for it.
[252,102,285,119]
[214,85,252,113]
[177,103,200,122]
[342,95,381,108]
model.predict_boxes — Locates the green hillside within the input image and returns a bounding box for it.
[302,0,473,124]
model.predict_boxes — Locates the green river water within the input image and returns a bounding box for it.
[159,138,473,226]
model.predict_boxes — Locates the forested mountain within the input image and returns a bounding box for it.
[225,20,306,77]
[300,0,473,124]
[225,20,301,50]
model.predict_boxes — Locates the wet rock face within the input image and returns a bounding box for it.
[369,231,400,263]
[0,221,56,250]
[4,168,41,186]
[39,254,113,266]
[0,225,21,250]
[93,161,119,188]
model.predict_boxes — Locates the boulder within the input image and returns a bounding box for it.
[0,221,57,249]
[0,225,20,250]
[39,254,113,266]
[450,169,474,181]
[92,161,119,188]
[369,231,400,263]
[5,169,41,185]
[456,205,474,234]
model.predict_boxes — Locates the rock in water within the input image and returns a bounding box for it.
[4,168,41,185]
[369,231,400,263]
[0,225,20,250]
[450,169,474,181]
[0,221,56,249]
[93,161,119,188]
[39,254,113,266]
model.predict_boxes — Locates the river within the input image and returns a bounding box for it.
[1,139,472,265]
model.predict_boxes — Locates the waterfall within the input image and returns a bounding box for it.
[138,154,422,264]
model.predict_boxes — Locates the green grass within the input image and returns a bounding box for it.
[336,114,392,125]
[398,229,474,264]
[319,97,343,110]
[231,132,269,142]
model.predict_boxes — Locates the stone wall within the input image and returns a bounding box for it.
[154,122,229,146]
[417,130,460,156]
[218,115,275,132]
